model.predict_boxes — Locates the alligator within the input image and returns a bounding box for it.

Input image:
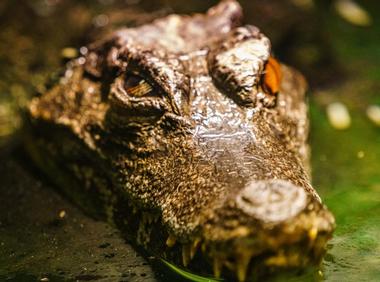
[26,1,335,280]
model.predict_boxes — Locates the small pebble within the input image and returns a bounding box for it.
[326,102,351,130]
[40,278,49,282]
[366,105,380,126]
[61,47,78,59]
[58,210,66,219]
[291,0,314,10]
[357,151,365,159]
[93,14,109,27]
[334,0,372,27]
[79,46,88,55]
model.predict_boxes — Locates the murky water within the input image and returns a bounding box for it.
[0,0,379,281]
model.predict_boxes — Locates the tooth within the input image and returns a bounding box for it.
[190,238,201,259]
[182,244,191,267]
[166,234,176,247]
[236,253,251,282]
[308,227,318,241]
[318,270,324,278]
[224,260,234,271]
[201,242,207,253]
[213,256,222,278]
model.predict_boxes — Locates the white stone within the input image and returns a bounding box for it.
[366,105,380,127]
[335,0,372,27]
[326,102,351,130]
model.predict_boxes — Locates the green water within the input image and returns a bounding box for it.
[309,3,380,280]
[0,0,379,281]
[310,73,380,281]
[311,102,380,281]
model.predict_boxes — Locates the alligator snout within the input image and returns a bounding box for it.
[195,175,334,279]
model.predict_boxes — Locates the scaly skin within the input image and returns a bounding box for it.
[26,1,335,281]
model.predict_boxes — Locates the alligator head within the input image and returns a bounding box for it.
[28,0,335,280]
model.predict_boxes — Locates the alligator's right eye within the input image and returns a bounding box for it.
[124,74,154,97]
[107,72,169,131]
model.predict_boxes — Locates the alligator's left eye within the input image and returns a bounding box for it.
[124,74,154,97]
[262,57,282,95]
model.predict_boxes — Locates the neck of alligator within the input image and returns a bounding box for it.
[27,0,335,280]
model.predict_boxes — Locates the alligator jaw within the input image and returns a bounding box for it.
[162,180,334,281]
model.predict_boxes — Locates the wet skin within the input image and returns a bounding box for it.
[27,1,335,281]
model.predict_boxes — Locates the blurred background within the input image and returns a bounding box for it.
[0,0,379,281]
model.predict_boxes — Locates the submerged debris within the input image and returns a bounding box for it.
[291,0,315,10]
[357,151,365,159]
[366,105,380,126]
[326,102,351,130]
[58,210,66,219]
[334,0,372,27]
[61,47,78,59]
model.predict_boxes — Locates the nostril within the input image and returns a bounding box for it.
[236,179,307,224]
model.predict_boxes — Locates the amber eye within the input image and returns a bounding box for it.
[262,57,282,95]
[124,74,154,97]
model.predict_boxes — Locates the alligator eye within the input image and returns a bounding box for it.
[262,57,282,95]
[124,74,153,97]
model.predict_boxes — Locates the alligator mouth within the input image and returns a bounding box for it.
[163,204,334,281]
[178,235,331,281]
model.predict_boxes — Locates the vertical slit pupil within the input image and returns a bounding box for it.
[124,74,153,97]
[125,74,144,88]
